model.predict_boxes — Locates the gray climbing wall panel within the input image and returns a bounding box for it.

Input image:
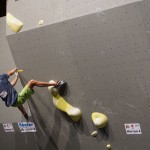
[0,17,21,123]
[7,2,150,150]
[6,0,141,35]
[139,0,150,45]
[0,17,39,150]
[0,16,32,123]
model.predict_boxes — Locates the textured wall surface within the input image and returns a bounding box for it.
[6,0,142,35]
[7,2,150,150]
[0,17,39,150]
[0,17,23,123]
[139,0,150,44]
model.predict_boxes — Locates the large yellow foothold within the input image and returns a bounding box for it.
[48,80,82,122]
[52,94,82,122]
[6,13,23,33]
[91,112,108,128]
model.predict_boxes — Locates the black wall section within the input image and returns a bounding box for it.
[7,2,150,150]
[0,0,6,17]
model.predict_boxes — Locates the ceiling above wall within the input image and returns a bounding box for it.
[0,0,7,17]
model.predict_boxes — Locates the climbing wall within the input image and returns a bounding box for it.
[0,17,25,123]
[6,0,150,150]
[0,17,39,150]
[139,0,150,44]
[7,0,141,35]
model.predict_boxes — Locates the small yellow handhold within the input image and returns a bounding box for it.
[106,144,111,150]
[6,13,23,33]
[91,131,98,137]
[48,80,55,91]
[17,70,23,72]
[39,20,44,25]
[51,88,58,97]
[91,112,108,128]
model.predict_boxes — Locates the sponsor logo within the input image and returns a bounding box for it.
[18,122,33,127]
[18,122,36,133]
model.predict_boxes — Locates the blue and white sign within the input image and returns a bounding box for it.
[18,122,36,132]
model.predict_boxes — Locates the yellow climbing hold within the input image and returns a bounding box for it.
[91,131,98,137]
[6,13,23,33]
[17,70,23,72]
[51,88,58,97]
[106,144,111,150]
[48,80,82,122]
[39,20,44,25]
[48,80,55,91]
[91,112,108,128]
[52,94,82,122]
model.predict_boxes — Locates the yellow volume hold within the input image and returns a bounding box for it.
[6,13,23,33]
